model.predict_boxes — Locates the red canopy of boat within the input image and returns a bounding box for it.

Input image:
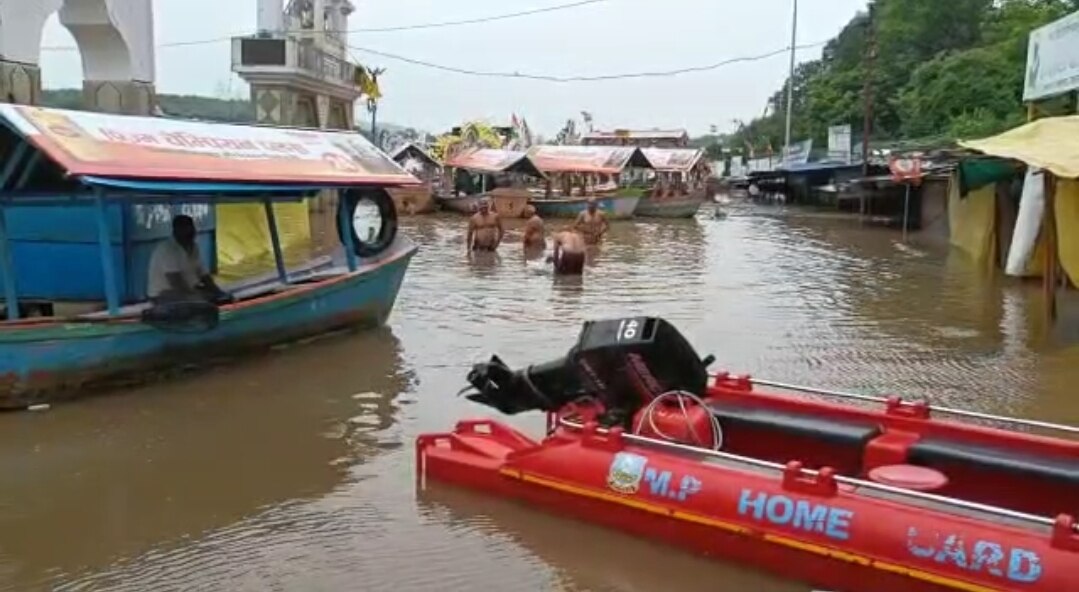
[642,147,706,172]
[444,148,544,178]
[0,104,419,187]
[526,145,652,175]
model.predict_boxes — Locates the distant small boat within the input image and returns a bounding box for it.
[438,188,532,219]
[389,186,438,215]
[530,194,641,219]
[436,193,483,215]
[390,143,442,215]
[634,190,708,219]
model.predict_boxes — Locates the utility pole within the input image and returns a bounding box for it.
[366,66,385,147]
[368,98,379,146]
[783,0,798,165]
[861,4,876,178]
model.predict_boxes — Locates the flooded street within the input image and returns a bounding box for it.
[3,203,1079,592]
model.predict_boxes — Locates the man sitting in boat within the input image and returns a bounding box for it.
[148,215,232,305]
[573,197,609,245]
[466,198,504,252]
[548,229,586,275]
[521,205,546,251]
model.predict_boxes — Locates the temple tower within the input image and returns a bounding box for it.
[232,0,365,256]
[233,0,360,130]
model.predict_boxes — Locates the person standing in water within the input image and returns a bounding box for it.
[521,205,546,251]
[466,198,504,252]
[573,197,609,245]
[549,229,587,275]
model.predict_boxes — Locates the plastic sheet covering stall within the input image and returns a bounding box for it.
[961,116,1079,179]
[1055,180,1079,286]
[961,116,1079,284]
[947,176,997,268]
[214,202,313,283]
[1005,169,1047,278]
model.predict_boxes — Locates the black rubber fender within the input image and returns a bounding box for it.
[337,188,398,257]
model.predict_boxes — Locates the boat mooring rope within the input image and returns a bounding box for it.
[633,390,724,451]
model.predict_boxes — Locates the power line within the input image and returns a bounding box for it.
[40,0,610,52]
[349,41,827,83]
[352,0,609,32]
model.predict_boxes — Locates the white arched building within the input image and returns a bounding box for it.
[0,0,155,113]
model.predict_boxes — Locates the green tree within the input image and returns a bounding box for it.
[728,0,1078,150]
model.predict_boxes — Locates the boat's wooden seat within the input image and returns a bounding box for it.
[77,257,340,320]
[709,402,882,447]
[909,437,1079,486]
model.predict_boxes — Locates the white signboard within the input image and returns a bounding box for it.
[748,157,776,173]
[781,139,812,168]
[1024,10,1079,101]
[827,125,853,164]
[728,158,746,178]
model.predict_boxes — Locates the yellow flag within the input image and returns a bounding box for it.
[355,66,382,100]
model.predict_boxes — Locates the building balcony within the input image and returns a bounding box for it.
[231,35,362,101]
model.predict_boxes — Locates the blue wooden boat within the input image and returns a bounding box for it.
[0,104,420,408]
[529,194,641,219]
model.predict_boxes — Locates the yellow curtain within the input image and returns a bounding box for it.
[1020,231,1047,277]
[948,176,997,270]
[214,202,313,284]
[1056,179,1079,286]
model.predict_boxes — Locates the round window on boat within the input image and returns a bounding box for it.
[338,188,398,257]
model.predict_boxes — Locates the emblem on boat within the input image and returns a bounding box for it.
[607,452,648,494]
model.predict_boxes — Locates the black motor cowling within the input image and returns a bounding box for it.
[464,317,713,425]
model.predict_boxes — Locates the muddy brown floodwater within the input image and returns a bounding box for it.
[2,203,1079,592]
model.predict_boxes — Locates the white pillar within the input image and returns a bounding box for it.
[58,0,156,114]
[313,0,326,33]
[0,0,62,104]
[257,0,284,35]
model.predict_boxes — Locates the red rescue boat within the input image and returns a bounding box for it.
[416,317,1079,592]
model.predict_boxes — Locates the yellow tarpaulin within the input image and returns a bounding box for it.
[960,116,1079,180]
[214,202,313,284]
[1056,180,1079,286]
[1020,229,1047,278]
[948,177,997,269]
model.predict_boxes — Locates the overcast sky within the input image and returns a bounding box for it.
[39,0,868,136]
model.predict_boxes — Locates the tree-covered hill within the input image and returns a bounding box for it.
[728,0,1079,153]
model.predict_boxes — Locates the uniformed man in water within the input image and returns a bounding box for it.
[573,197,610,245]
[148,215,231,304]
[521,205,546,251]
[466,198,504,252]
[549,229,587,276]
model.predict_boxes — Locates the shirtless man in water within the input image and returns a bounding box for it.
[521,205,546,250]
[549,229,587,275]
[466,198,504,251]
[573,197,610,245]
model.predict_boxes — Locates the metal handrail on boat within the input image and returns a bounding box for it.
[557,417,1079,533]
[741,378,1079,436]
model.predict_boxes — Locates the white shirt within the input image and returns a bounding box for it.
[148,238,206,298]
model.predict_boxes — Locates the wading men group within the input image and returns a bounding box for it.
[466,197,609,275]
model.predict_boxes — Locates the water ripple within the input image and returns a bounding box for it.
[4,205,1071,592]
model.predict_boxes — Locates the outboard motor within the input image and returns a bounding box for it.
[463,317,714,427]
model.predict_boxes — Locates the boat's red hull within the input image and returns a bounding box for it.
[417,375,1079,592]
